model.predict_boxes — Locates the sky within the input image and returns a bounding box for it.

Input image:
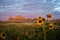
[0,0,60,20]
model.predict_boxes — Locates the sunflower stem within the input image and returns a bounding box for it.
[43,25,46,40]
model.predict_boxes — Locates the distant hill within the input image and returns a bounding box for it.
[7,15,33,23]
[0,15,60,23]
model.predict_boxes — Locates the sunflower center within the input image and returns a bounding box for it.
[43,19,45,21]
[47,15,51,18]
[50,26,52,28]
[35,31,38,33]
[2,33,5,37]
[39,20,42,23]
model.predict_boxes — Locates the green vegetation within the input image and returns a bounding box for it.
[0,23,60,40]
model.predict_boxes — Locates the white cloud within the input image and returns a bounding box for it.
[54,7,60,12]
[43,0,46,3]
[4,5,14,8]
[51,0,56,2]
[55,2,60,7]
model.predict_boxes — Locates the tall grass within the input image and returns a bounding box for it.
[0,23,60,40]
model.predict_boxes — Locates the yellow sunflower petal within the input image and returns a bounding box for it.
[37,18,44,25]
[49,23,54,30]
[47,14,52,18]
[0,32,6,39]
[42,18,45,21]
[38,16,42,19]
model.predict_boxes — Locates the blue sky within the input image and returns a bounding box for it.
[0,0,60,20]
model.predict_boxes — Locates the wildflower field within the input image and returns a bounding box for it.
[0,22,60,40]
[0,14,60,40]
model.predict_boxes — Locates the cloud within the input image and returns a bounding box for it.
[55,2,60,7]
[0,0,56,13]
[54,7,60,12]
[53,0,60,12]
[0,0,60,20]
[4,5,14,8]
[43,0,46,3]
[51,0,56,2]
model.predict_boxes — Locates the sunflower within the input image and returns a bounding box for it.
[38,16,42,19]
[42,18,45,21]
[17,37,21,40]
[49,23,54,30]
[47,14,52,18]
[0,32,6,39]
[37,18,44,25]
